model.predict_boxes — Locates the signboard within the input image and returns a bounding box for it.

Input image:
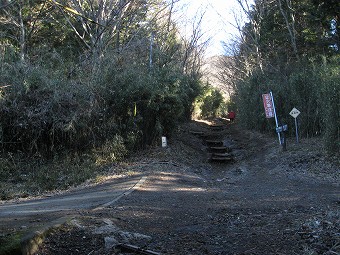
[276,124,288,133]
[290,107,301,143]
[161,136,167,147]
[262,93,274,118]
[289,108,301,118]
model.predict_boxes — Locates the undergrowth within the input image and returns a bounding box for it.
[0,232,23,255]
[0,141,127,201]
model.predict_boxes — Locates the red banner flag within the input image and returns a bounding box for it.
[262,93,274,118]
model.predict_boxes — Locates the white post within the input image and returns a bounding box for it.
[270,91,281,144]
[295,117,299,143]
[161,136,167,147]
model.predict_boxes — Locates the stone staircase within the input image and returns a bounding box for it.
[190,121,234,163]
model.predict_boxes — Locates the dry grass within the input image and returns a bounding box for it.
[0,149,125,201]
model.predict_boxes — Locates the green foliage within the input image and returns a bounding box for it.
[0,45,203,155]
[229,0,340,154]
[0,61,95,154]
[0,232,22,255]
[94,135,128,165]
[233,72,271,131]
[317,58,340,152]
[194,85,224,119]
[0,153,19,186]
[93,49,200,146]
[201,90,223,119]
[0,150,110,199]
[234,59,340,154]
[0,0,206,196]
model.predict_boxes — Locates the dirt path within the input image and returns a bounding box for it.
[97,121,338,255]
[0,176,145,238]
[7,120,339,255]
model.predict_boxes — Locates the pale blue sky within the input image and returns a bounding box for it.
[174,0,250,56]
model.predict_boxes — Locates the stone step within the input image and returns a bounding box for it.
[210,156,233,162]
[208,146,232,153]
[205,140,224,146]
[199,133,212,138]
[211,152,232,157]
[209,125,225,131]
[189,131,205,136]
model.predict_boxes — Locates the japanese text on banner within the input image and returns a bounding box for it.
[262,93,274,118]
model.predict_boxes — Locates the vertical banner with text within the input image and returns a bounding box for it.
[262,93,274,118]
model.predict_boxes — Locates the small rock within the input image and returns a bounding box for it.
[104,236,118,249]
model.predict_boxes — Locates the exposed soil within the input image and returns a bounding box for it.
[33,120,339,254]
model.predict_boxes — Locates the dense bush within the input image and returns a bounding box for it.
[0,61,95,155]
[193,85,224,119]
[0,0,209,161]
[0,49,203,156]
[233,57,340,154]
[224,0,340,154]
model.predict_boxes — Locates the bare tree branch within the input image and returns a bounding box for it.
[277,0,299,59]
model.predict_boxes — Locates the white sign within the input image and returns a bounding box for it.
[161,136,167,147]
[289,107,300,118]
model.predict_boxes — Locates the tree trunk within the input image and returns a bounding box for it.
[277,0,299,59]
[18,3,26,62]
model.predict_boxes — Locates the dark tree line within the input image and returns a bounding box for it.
[220,0,339,153]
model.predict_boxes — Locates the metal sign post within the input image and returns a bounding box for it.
[294,118,299,143]
[289,107,301,143]
[270,91,281,144]
[262,91,288,149]
[262,92,280,143]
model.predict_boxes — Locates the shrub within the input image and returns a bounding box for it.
[0,45,205,157]
[233,57,340,154]
[94,135,128,165]
[193,85,224,119]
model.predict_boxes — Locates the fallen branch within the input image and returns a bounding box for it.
[116,243,161,255]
